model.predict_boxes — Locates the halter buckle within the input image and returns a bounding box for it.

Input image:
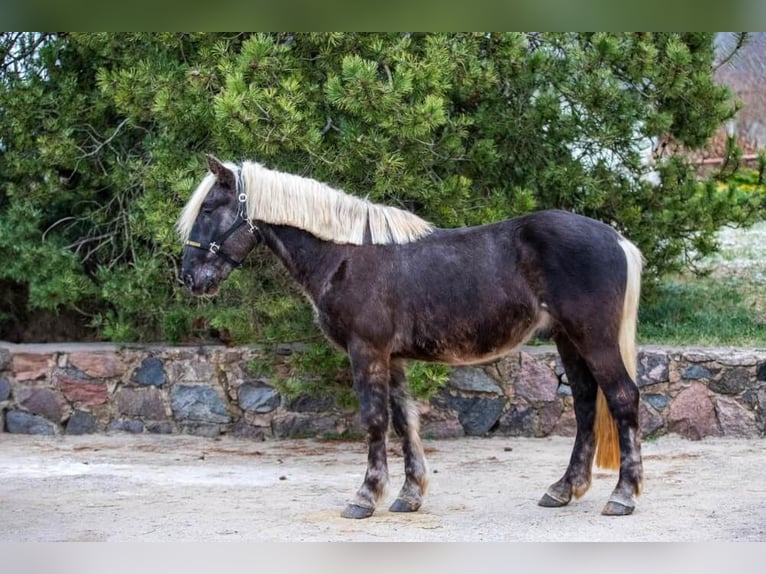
[209,241,220,254]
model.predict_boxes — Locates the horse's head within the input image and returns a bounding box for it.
[178,155,260,296]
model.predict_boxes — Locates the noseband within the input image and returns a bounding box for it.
[184,169,261,268]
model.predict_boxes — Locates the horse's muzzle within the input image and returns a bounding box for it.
[182,268,220,296]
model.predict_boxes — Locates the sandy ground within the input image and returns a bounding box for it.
[0,433,764,542]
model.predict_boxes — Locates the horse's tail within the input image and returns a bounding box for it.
[594,237,643,470]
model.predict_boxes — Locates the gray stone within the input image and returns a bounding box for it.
[231,420,268,440]
[512,352,558,402]
[168,360,217,385]
[716,351,760,367]
[178,422,222,437]
[108,419,145,434]
[132,357,167,387]
[710,367,750,395]
[286,393,335,413]
[495,399,562,437]
[667,382,719,439]
[682,365,712,380]
[146,421,174,434]
[272,413,339,438]
[554,356,566,380]
[741,389,760,410]
[0,347,10,371]
[643,393,669,411]
[448,367,502,394]
[115,387,166,419]
[758,390,766,433]
[682,350,714,363]
[16,387,63,422]
[419,398,463,439]
[66,410,96,435]
[496,403,535,436]
[557,383,572,396]
[274,342,310,356]
[538,400,564,436]
[553,407,577,437]
[639,401,664,438]
[171,385,230,423]
[420,418,464,439]
[6,410,57,435]
[275,344,294,356]
[715,397,758,437]
[445,395,505,436]
[756,389,766,412]
[239,382,281,413]
[0,377,11,401]
[637,351,669,387]
[756,362,766,382]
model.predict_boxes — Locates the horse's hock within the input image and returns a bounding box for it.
[0,342,764,440]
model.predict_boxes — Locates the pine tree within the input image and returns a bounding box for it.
[0,33,758,342]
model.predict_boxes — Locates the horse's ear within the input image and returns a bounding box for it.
[205,154,236,190]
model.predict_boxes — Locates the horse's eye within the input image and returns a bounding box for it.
[201,205,213,214]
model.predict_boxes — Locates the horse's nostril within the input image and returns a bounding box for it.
[183,274,194,290]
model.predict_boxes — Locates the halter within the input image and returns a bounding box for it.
[184,169,261,268]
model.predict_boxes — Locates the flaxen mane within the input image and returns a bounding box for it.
[178,160,434,245]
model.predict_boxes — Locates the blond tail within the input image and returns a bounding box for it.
[594,237,643,470]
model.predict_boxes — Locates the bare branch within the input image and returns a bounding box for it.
[79,118,131,158]
[714,32,749,72]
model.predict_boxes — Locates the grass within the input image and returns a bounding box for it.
[639,278,766,346]
[639,221,766,346]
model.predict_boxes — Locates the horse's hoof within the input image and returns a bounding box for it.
[389,497,421,513]
[341,503,375,519]
[538,490,571,508]
[601,500,635,516]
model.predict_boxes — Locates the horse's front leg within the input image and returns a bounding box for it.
[388,359,428,512]
[341,345,391,519]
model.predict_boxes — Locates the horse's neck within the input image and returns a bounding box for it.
[260,223,345,299]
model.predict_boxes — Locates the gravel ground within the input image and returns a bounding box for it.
[1,433,763,542]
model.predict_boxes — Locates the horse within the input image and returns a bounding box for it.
[178,155,644,519]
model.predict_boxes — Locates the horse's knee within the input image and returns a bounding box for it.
[360,410,388,439]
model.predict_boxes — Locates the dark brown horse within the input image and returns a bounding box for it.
[179,155,644,518]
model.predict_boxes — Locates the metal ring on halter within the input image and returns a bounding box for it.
[237,190,258,233]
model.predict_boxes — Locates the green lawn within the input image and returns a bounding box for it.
[639,222,766,347]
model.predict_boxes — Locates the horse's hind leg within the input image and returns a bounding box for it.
[586,348,642,515]
[539,333,598,508]
[341,343,391,519]
[388,360,428,512]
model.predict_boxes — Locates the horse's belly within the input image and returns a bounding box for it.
[404,309,551,365]
[438,342,526,366]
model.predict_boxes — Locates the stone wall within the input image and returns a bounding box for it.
[0,342,764,440]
